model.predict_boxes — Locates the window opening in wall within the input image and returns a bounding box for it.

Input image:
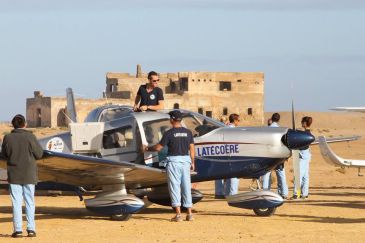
[198,108,203,114]
[248,108,253,116]
[206,111,212,118]
[36,108,41,127]
[223,107,228,116]
[219,81,232,91]
[170,82,177,92]
[180,77,188,91]
[173,103,180,109]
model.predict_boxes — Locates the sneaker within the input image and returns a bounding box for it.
[27,230,37,237]
[186,214,194,221]
[11,231,23,238]
[171,214,182,222]
[291,195,299,200]
[300,195,308,200]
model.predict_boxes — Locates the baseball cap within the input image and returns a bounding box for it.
[168,110,183,121]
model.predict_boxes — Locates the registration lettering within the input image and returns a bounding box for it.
[196,144,239,156]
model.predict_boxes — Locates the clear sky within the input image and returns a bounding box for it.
[0,0,364,121]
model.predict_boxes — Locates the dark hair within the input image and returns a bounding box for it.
[267,118,272,126]
[148,71,158,80]
[11,114,26,129]
[229,113,239,123]
[301,116,313,127]
[271,113,280,122]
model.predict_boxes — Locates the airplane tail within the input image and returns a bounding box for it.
[318,136,365,168]
[66,88,78,123]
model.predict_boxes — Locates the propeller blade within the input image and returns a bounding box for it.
[291,100,296,130]
[292,150,301,198]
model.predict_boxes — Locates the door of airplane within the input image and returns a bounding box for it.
[139,118,172,167]
[100,119,139,163]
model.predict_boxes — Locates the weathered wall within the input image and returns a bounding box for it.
[27,69,265,127]
[26,95,127,128]
[106,71,264,126]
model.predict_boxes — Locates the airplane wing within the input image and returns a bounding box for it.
[318,136,365,168]
[311,135,360,145]
[0,150,167,189]
[331,107,365,113]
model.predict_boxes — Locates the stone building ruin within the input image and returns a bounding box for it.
[26,65,264,127]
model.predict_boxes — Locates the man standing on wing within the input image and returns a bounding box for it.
[145,110,195,222]
[133,71,164,111]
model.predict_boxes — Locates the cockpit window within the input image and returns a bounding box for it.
[103,126,134,149]
[99,108,131,122]
[84,109,100,122]
[181,114,221,137]
[142,119,171,145]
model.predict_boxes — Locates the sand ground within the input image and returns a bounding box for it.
[0,112,365,242]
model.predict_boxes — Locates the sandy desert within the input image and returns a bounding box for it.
[0,111,365,242]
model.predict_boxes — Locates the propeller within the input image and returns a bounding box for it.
[291,99,301,198]
[291,100,296,130]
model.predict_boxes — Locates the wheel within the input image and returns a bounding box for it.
[110,214,132,221]
[253,207,276,217]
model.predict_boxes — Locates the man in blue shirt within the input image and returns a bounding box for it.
[145,110,195,222]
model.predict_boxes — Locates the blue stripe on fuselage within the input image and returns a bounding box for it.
[192,156,286,182]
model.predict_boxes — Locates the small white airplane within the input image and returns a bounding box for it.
[331,107,365,113]
[319,136,365,176]
[318,106,365,175]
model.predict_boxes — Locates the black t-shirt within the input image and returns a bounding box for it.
[137,84,164,108]
[159,127,194,156]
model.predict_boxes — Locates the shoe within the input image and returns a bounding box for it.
[186,214,194,221]
[11,231,23,238]
[300,195,308,200]
[280,195,288,200]
[214,195,225,199]
[171,214,182,222]
[27,230,37,237]
[291,195,298,200]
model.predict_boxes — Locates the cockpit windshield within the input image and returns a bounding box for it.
[99,108,131,122]
[181,113,222,137]
[142,113,222,144]
[142,119,171,145]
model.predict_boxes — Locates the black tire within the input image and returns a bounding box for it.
[110,214,132,221]
[253,207,276,217]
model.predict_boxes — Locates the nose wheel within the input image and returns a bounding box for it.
[253,207,276,217]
